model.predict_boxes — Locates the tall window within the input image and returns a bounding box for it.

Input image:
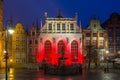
[71,40,78,62]
[62,23,65,30]
[29,48,32,54]
[58,40,65,53]
[44,40,52,54]
[57,23,60,30]
[70,23,74,30]
[44,40,52,62]
[48,23,52,30]
[29,40,32,44]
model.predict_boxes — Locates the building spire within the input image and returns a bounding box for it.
[56,9,63,18]
[44,12,47,19]
[40,19,42,29]
[75,12,78,20]
[79,21,82,33]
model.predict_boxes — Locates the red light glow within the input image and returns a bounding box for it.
[37,38,84,66]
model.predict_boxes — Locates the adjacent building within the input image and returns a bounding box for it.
[82,17,108,61]
[12,22,27,67]
[27,24,39,64]
[102,13,120,54]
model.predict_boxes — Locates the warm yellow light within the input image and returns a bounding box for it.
[3,50,6,53]
[10,59,13,62]
[9,68,14,74]
[8,29,14,34]
[106,50,109,54]
[9,74,14,77]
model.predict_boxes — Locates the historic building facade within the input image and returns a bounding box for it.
[27,24,39,64]
[82,17,108,61]
[37,13,83,66]
[12,22,27,67]
[102,13,120,54]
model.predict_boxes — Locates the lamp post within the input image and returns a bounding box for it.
[4,27,14,80]
[105,50,109,72]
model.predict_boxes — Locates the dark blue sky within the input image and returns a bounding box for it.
[3,0,120,29]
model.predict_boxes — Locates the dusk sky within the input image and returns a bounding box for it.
[3,0,120,29]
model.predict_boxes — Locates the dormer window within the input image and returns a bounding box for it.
[48,23,52,30]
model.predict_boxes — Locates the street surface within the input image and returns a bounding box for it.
[0,67,120,80]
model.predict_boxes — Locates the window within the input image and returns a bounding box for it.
[62,23,65,30]
[70,23,74,30]
[93,40,96,45]
[35,40,38,44]
[57,23,60,30]
[29,48,32,54]
[100,40,103,45]
[93,33,97,37]
[44,40,52,62]
[100,33,103,37]
[35,48,38,53]
[86,33,90,37]
[58,40,65,53]
[94,24,96,27]
[48,23,52,30]
[71,40,78,62]
[32,32,35,36]
[29,40,32,44]
[86,40,90,45]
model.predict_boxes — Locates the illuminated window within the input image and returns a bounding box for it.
[44,40,52,54]
[71,40,78,62]
[44,40,52,62]
[58,40,65,53]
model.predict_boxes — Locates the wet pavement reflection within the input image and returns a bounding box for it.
[0,68,120,80]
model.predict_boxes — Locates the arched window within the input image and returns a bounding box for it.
[44,40,52,62]
[58,40,65,53]
[71,40,78,62]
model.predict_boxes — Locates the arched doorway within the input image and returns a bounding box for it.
[44,40,52,63]
[71,40,78,62]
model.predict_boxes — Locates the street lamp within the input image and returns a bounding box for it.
[4,27,14,80]
[105,50,109,72]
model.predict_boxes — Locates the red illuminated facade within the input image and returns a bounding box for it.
[37,12,84,66]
